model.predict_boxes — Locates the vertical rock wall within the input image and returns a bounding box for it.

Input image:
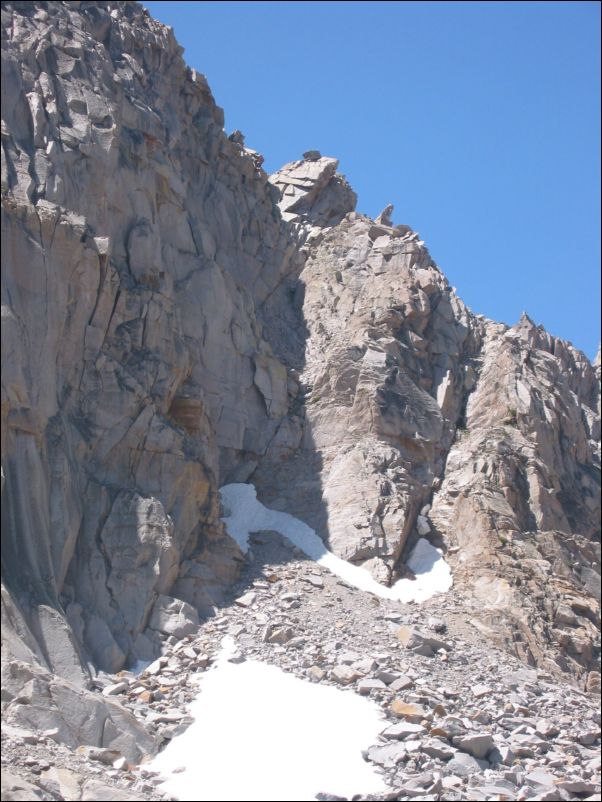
[1,0,302,674]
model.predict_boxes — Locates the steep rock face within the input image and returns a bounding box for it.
[255,205,482,585]
[257,168,600,685]
[268,151,357,228]
[1,0,301,675]
[429,316,601,682]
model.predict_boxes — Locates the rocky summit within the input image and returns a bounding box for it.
[1,2,600,801]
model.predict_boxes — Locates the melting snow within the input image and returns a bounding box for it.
[220,482,452,603]
[129,659,152,676]
[150,637,388,801]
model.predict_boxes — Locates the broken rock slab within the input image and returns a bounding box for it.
[396,626,453,656]
[81,780,140,801]
[0,771,43,801]
[452,732,494,759]
[381,721,427,740]
[39,767,83,801]
[148,595,199,639]
[3,660,156,762]
[367,741,407,768]
[390,700,428,722]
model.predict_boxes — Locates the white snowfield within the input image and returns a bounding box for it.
[151,637,388,801]
[220,482,452,603]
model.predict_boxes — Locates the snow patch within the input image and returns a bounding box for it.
[129,659,152,676]
[220,483,452,603]
[150,637,388,801]
[402,535,453,602]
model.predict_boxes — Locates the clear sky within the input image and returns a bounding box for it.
[145,1,600,359]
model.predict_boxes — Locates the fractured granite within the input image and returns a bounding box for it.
[1,2,599,768]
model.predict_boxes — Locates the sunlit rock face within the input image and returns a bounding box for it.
[260,171,601,683]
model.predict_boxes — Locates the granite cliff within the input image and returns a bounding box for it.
[1,1,600,793]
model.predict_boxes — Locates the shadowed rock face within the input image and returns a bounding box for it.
[1,0,304,675]
[1,0,599,727]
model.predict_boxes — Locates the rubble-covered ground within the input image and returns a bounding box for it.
[3,531,599,801]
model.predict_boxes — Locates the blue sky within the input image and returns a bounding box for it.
[145,1,600,358]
